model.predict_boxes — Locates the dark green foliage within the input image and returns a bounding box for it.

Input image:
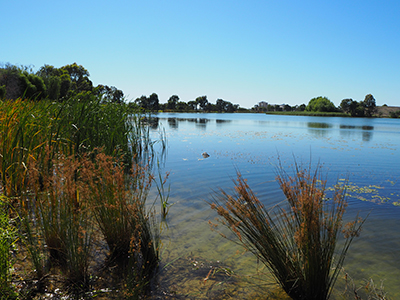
[0,85,5,98]
[196,95,209,111]
[340,94,376,117]
[135,93,160,111]
[306,96,337,112]
[216,98,237,112]
[95,84,125,103]
[363,94,376,117]
[389,110,400,118]
[167,95,179,110]
[0,63,126,102]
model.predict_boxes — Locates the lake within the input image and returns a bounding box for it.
[148,112,400,299]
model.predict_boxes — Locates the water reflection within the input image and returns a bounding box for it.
[142,116,159,129]
[156,117,234,129]
[307,122,332,129]
[339,124,374,141]
[307,122,333,137]
[216,119,232,125]
[167,118,178,129]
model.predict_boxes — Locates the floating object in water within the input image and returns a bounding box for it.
[202,152,210,158]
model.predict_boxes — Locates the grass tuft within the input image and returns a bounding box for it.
[210,161,365,300]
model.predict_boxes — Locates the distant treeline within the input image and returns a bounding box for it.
[1,63,384,117]
[133,94,249,113]
[256,95,378,118]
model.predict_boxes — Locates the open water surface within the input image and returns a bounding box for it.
[149,113,400,299]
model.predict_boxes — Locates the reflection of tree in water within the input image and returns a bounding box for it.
[142,116,159,129]
[216,119,232,127]
[339,125,374,141]
[168,118,178,129]
[195,118,208,129]
[307,122,332,129]
[306,122,375,141]
[307,122,332,137]
[158,117,233,130]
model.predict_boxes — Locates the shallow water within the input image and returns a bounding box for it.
[149,113,400,299]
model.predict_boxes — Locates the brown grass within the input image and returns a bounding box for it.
[210,161,365,300]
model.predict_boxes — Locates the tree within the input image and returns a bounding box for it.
[135,93,159,111]
[196,96,208,111]
[148,93,159,111]
[187,100,197,111]
[215,99,238,113]
[339,99,353,114]
[167,95,179,110]
[176,101,189,111]
[61,63,92,93]
[135,95,149,110]
[297,104,306,111]
[306,96,337,112]
[95,85,124,103]
[363,94,376,117]
[283,104,292,112]
[59,73,71,98]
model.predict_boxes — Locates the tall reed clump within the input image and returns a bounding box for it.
[57,92,133,161]
[210,162,365,300]
[0,99,55,197]
[24,150,94,288]
[0,196,17,299]
[86,151,160,293]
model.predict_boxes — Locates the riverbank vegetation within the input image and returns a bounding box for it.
[0,84,166,298]
[0,62,392,298]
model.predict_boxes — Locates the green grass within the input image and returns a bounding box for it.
[0,196,18,299]
[264,111,350,117]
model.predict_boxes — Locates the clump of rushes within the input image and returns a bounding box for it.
[210,162,365,300]
[79,150,160,293]
[88,151,160,263]
[0,99,52,197]
[24,151,94,287]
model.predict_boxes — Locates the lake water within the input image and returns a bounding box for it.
[149,113,400,299]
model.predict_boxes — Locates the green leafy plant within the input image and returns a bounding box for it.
[210,161,365,300]
[154,167,172,219]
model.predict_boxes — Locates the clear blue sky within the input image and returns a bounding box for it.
[2,0,399,108]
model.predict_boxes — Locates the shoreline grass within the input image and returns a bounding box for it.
[210,161,366,300]
[264,111,350,117]
[0,95,165,298]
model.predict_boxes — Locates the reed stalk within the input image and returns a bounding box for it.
[210,162,365,300]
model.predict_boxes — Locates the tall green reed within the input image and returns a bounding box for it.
[210,162,365,300]
[0,99,53,196]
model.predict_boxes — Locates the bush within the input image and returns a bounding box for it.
[210,161,365,300]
